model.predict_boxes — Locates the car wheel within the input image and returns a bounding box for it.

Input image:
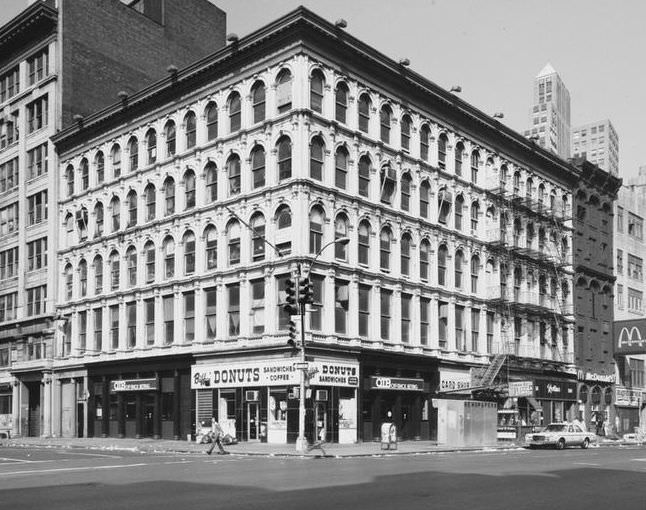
[556,438,565,450]
[581,438,590,449]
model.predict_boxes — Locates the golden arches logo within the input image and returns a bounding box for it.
[618,326,643,346]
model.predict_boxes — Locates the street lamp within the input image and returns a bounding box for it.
[295,236,350,452]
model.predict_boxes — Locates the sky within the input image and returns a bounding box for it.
[2,0,644,181]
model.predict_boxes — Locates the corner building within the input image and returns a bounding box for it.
[52,8,578,443]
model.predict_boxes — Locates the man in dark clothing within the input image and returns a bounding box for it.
[206,418,227,455]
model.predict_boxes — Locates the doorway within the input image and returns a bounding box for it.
[247,402,260,441]
[27,382,41,437]
[143,395,155,437]
[314,401,328,441]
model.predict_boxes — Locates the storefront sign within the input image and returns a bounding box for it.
[614,319,646,355]
[191,359,359,389]
[110,378,158,393]
[534,380,577,401]
[508,381,534,398]
[615,387,644,407]
[576,370,616,384]
[439,369,471,394]
[368,376,424,391]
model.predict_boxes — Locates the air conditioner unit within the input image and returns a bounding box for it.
[245,390,259,402]
[315,390,328,401]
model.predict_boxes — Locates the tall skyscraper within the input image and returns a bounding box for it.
[524,63,571,159]
[572,120,619,176]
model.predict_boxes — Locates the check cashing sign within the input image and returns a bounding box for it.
[191,359,359,389]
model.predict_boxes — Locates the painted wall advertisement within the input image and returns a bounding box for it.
[191,359,359,389]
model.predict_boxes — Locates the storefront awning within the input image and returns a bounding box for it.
[526,397,543,412]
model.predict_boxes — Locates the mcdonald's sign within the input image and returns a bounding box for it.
[614,319,646,355]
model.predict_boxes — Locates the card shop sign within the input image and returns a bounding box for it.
[534,380,577,401]
[110,378,159,393]
[368,376,424,391]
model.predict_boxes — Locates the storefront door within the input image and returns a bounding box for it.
[314,402,328,441]
[247,402,260,441]
[143,395,155,437]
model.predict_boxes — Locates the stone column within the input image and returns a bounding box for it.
[42,374,52,437]
[53,378,62,438]
[12,379,20,437]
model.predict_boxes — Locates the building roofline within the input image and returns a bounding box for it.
[52,5,579,183]
[0,0,57,52]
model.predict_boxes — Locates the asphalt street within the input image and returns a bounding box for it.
[0,446,644,510]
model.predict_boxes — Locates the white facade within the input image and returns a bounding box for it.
[572,120,619,176]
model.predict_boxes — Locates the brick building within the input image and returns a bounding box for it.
[50,7,581,443]
[0,0,226,438]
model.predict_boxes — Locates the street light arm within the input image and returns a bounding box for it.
[303,237,351,275]
[224,205,283,258]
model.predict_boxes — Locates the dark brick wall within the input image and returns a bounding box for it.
[60,0,226,127]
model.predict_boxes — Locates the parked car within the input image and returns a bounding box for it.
[525,423,595,449]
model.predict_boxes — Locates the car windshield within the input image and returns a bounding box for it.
[544,424,566,432]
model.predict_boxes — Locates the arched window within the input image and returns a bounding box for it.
[335,214,348,261]
[228,92,241,133]
[184,111,196,149]
[126,245,137,287]
[94,151,105,184]
[80,158,89,190]
[471,255,480,293]
[454,141,464,176]
[277,206,292,229]
[379,228,392,271]
[455,250,464,289]
[94,202,104,238]
[163,236,175,278]
[126,189,137,227]
[183,231,196,274]
[184,169,196,209]
[310,136,324,181]
[513,171,521,195]
[358,220,370,265]
[310,70,324,113]
[526,222,535,249]
[164,177,175,215]
[205,162,218,202]
[437,133,448,170]
[420,239,430,281]
[65,213,74,242]
[471,150,480,183]
[380,105,391,143]
[65,165,74,197]
[513,217,522,246]
[420,124,430,161]
[251,146,265,189]
[227,220,241,265]
[538,227,546,252]
[420,180,430,219]
[276,69,292,113]
[400,173,412,212]
[144,183,155,221]
[514,267,523,301]
[93,255,103,294]
[380,164,396,204]
[335,82,349,123]
[127,136,138,172]
[109,250,120,290]
[358,93,371,133]
[277,136,292,181]
[205,102,218,140]
[227,154,241,196]
[251,81,266,123]
[471,201,480,232]
[538,183,545,207]
[335,146,348,189]
[250,214,266,262]
[438,244,448,286]
[110,196,120,232]
[358,155,371,198]
[204,225,217,270]
[526,177,534,200]
[64,263,73,300]
[164,120,176,157]
[309,207,324,254]
[146,129,157,165]
[500,164,508,188]
[144,241,155,283]
[401,115,411,151]
[111,144,121,178]
[454,194,464,230]
[401,234,411,276]
[79,259,88,297]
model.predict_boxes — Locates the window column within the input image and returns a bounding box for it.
[239,277,251,338]
[478,307,487,355]
[118,299,127,350]
[154,291,164,347]
[173,291,182,344]
[323,272,335,336]
[412,289,421,347]
[217,284,228,341]
[348,275,360,338]
[136,294,145,350]
[101,304,109,353]
[447,298,456,351]
[392,286,402,343]
[430,294,439,349]
[71,310,80,355]
[371,283,382,342]
[464,304,472,352]
[194,283,206,343]
[266,275,277,334]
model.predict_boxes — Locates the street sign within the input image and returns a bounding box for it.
[293,362,309,370]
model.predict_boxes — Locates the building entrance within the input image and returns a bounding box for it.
[247,402,260,441]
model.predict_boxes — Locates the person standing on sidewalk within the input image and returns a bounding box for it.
[205,417,227,455]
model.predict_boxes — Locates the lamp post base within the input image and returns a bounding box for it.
[295,436,308,453]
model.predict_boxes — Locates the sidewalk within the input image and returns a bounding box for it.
[3,436,642,458]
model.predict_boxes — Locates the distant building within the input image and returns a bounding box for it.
[572,120,619,176]
[0,0,226,439]
[613,169,646,435]
[524,63,571,159]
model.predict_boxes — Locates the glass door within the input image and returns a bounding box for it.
[247,402,260,441]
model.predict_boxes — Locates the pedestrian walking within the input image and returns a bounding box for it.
[205,417,227,455]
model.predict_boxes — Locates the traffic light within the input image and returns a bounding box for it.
[283,277,298,315]
[299,277,313,304]
[287,317,300,351]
